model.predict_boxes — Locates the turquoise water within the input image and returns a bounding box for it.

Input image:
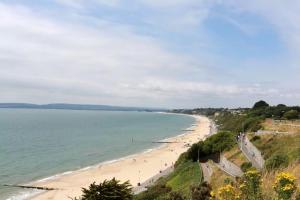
[0,109,195,199]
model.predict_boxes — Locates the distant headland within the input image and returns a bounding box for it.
[0,103,166,112]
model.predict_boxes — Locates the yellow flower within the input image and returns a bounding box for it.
[275,172,296,184]
[282,184,296,191]
[239,183,246,189]
[210,191,216,197]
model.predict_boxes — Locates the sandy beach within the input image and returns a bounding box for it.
[29,115,211,200]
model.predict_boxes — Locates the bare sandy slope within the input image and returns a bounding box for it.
[30,115,210,200]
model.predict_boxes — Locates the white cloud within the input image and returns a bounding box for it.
[0,1,300,107]
[55,0,120,8]
[140,0,200,8]
[221,0,300,61]
[0,2,206,106]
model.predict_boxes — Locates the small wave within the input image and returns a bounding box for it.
[36,170,74,183]
[6,189,43,200]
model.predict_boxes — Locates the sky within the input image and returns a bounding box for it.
[0,0,300,108]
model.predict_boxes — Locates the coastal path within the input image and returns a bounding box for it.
[133,166,174,194]
[199,162,213,183]
[214,155,243,178]
[238,135,265,170]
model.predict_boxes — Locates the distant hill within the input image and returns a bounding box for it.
[0,103,166,112]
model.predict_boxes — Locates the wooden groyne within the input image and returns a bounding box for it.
[2,184,57,191]
[152,141,179,144]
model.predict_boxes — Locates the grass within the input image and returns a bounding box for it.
[134,160,202,200]
[223,145,248,167]
[166,160,202,195]
[209,161,234,190]
[261,162,300,200]
[262,119,300,134]
[250,132,300,163]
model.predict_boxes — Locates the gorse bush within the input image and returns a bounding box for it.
[210,170,263,200]
[273,172,297,200]
[211,171,299,200]
[211,184,240,200]
[240,170,262,200]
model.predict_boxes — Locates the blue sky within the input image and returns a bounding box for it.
[0,0,299,108]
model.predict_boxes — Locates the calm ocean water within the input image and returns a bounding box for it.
[0,109,195,200]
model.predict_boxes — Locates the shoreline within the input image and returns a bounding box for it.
[23,114,210,200]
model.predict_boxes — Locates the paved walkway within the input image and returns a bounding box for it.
[133,166,174,194]
[200,162,213,183]
[214,155,243,178]
[238,135,265,170]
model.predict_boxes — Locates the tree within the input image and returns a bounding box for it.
[253,100,269,109]
[277,104,287,108]
[283,110,299,120]
[75,178,133,200]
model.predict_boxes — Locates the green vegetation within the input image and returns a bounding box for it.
[250,133,300,169]
[74,101,300,200]
[265,153,289,171]
[139,101,300,200]
[187,131,236,162]
[283,110,299,120]
[134,160,202,200]
[253,100,269,109]
[134,183,171,200]
[166,161,201,194]
[240,162,253,172]
[173,101,300,138]
[223,146,249,167]
[75,178,133,200]
[190,182,212,200]
[214,112,263,134]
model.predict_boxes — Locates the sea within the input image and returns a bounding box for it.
[0,109,195,200]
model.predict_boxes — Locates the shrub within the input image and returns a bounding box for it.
[240,162,253,172]
[244,117,262,132]
[250,135,261,142]
[186,132,236,162]
[265,153,289,171]
[216,184,240,200]
[190,182,212,200]
[273,172,297,200]
[296,191,300,200]
[187,141,204,162]
[202,131,236,155]
[175,152,188,168]
[223,178,234,185]
[283,110,299,120]
[168,191,186,200]
[240,170,262,200]
[76,178,133,200]
[135,183,171,200]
